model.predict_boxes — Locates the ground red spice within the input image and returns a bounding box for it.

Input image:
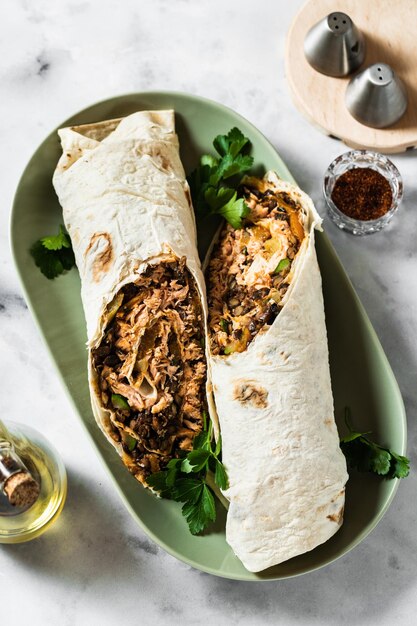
[331,167,393,221]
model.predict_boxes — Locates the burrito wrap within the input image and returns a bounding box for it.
[208,173,348,572]
[53,110,209,481]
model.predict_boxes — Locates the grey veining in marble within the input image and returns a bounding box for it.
[1,0,416,624]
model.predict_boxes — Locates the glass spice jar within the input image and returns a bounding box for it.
[323,150,403,235]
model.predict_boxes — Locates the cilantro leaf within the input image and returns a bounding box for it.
[30,225,75,279]
[217,193,250,230]
[340,408,410,480]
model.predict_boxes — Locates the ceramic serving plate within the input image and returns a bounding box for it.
[10,92,406,580]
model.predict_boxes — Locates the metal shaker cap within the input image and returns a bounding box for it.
[304,12,365,77]
[346,63,408,128]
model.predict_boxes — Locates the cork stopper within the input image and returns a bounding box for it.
[4,471,40,508]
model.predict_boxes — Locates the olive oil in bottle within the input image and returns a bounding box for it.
[0,420,67,543]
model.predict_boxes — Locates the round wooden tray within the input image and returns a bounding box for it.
[285,0,417,153]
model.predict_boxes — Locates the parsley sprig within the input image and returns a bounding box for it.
[147,412,228,535]
[30,225,75,279]
[187,127,254,229]
[340,408,410,479]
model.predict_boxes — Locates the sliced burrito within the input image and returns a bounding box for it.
[53,110,208,487]
[206,172,348,572]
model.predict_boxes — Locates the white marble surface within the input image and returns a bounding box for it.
[1,0,416,623]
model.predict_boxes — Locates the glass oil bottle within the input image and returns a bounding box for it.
[0,420,67,543]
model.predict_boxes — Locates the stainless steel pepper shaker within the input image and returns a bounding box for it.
[346,63,408,128]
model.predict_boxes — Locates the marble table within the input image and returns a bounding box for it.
[1,0,416,623]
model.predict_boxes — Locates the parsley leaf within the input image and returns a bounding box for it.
[187,126,254,229]
[214,153,254,182]
[214,458,228,490]
[199,154,218,170]
[204,186,236,212]
[340,408,410,479]
[182,483,216,535]
[391,453,410,479]
[215,192,250,230]
[41,225,72,250]
[30,225,75,279]
[146,411,228,535]
[172,477,204,504]
[146,471,173,498]
[181,449,212,473]
[370,449,391,475]
[213,127,249,158]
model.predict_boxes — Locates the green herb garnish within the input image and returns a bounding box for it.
[30,225,75,279]
[274,258,291,274]
[340,408,410,479]
[111,394,130,410]
[147,412,228,535]
[187,127,253,229]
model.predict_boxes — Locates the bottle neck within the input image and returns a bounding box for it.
[0,419,11,443]
[0,421,30,492]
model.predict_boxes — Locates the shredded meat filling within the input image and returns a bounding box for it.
[207,180,305,355]
[92,256,206,486]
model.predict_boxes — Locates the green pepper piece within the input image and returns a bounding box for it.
[274,258,290,274]
[111,394,130,410]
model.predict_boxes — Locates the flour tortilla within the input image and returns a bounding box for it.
[52,110,211,458]
[208,172,348,572]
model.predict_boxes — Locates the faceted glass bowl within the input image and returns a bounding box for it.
[323,150,403,235]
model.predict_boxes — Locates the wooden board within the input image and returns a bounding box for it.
[285,0,417,153]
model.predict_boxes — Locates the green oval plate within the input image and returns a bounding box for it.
[10,92,406,580]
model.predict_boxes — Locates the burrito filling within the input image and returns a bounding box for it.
[207,178,305,355]
[92,256,206,486]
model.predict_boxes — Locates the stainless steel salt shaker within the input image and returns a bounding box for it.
[304,12,365,77]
